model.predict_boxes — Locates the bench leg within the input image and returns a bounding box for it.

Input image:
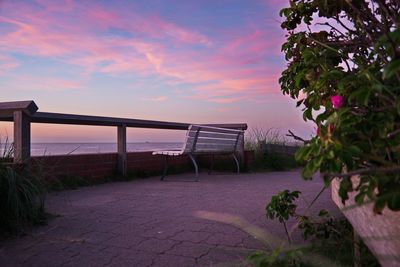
[161,155,168,181]
[188,153,199,182]
[208,154,214,175]
[233,154,240,174]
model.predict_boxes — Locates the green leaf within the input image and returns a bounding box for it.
[313,155,323,168]
[359,88,371,106]
[326,150,334,159]
[302,162,316,179]
[303,108,313,121]
[349,87,371,106]
[296,98,304,107]
[295,146,310,161]
[303,49,315,63]
[388,192,400,211]
[355,192,366,204]
[373,197,386,214]
[383,59,400,80]
[295,71,306,87]
[397,98,400,116]
[338,178,352,204]
[318,209,329,217]
[347,145,362,155]
[389,28,400,43]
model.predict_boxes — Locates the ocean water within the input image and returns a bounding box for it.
[28,142,183,156]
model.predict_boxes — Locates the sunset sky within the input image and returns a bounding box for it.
[0,0,313,142]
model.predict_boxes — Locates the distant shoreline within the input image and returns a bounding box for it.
[2,142,184,156]
[30,142,182,144]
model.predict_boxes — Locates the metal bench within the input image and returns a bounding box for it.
[152,124,244,181]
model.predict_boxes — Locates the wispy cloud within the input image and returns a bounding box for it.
[0,54,19,73]
[141,96,168,102]
[0,0,285,103]
[1,74,82,92]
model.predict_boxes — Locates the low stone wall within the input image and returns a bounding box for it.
[31,151,254,182]
[32,153,117,181]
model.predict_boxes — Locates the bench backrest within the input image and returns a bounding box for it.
[182,125,244,154]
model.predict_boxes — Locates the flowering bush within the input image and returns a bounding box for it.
[279,0,400,213]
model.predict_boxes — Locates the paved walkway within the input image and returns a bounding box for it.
[0,171,339,267]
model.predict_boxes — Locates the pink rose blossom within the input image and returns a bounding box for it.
[331,95,345,109]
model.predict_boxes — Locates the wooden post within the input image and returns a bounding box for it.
[239,132,245,163]
[0,101,38,165]
[13,111,31,164]
[117,124,127,176]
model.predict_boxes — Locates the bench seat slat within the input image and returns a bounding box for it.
[192,148,236,153]
[186,137,240,145]
[152,150,183,156]
[187,131,238,139]
[183,145,240,153]
[193,143,238,150]
[189,125,243,135]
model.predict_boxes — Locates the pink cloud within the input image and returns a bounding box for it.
[207,97,246,104]
[213,30,283,65]
[216,107,235,113]
[150,16,212,45]
[0,54,19,73]
[3,74,82,92]
[141,96,168,102]
[0,0,285,102]
[83,4,211,45]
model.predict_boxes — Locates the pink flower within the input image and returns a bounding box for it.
[331,95,345,109]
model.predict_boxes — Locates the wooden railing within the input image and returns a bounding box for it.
[0,100,247,176]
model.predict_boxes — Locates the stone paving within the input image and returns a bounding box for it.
[0,171,339,267]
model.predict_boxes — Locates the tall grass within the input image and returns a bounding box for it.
[0,136,13,159]
[245,127,289,149]
[0,137,47,235]
[245,128,298,171]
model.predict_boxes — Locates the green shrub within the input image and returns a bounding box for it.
[253,190,380,267]
[279,0,400,213]
[0,166,46,234]
[0,138,47,236]
[266,190,301,243]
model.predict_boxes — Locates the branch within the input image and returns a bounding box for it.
[286,130,310,144]
[376,0,400,28]
[316,22,346,37]
[377,92,396,105]
[335,15,355,33]
[347,0,382,27]
[325,165,400,178]
[343,1,380,46]
[387,128,400,138]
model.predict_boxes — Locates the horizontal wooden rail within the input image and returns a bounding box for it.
[0,112,247,130]
[0,100,247,176]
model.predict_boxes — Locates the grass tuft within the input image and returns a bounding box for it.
[0,138,47,236]
[245,128,300,171]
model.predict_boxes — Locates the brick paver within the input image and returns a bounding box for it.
[0,171,339,266]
